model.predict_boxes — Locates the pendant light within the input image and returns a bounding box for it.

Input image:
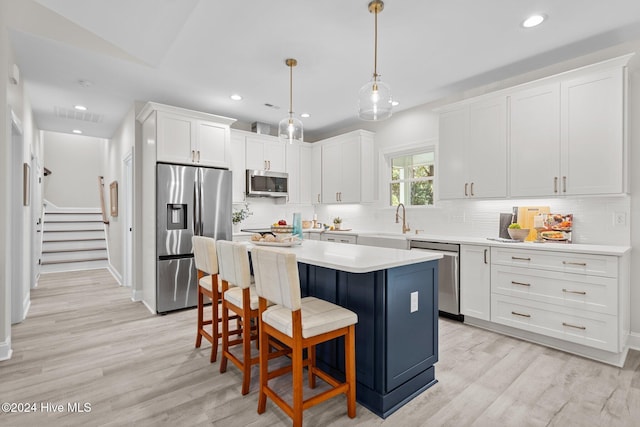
[278,58,303,143]
[358,0,392,121]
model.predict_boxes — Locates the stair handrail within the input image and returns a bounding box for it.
[98,176,110,225]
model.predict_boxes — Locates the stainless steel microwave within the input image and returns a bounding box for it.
[246,169,288,197]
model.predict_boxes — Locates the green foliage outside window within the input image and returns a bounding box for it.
[390,151,434,206]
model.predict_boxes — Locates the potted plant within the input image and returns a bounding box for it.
[333,217,342,230]
[232,203,252,232]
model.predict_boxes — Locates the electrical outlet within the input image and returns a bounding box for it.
[410,291,418,313]
[613,212,626,226]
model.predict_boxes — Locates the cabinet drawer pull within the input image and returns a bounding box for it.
[562,176,567,193]
[554,177,558,193]
[197,150,201,162]
[464,183,468,196]
[317,193,321,203]
[511,281,530,287]
[562,322,586,330]
[192,150,196,162]
[470,182,474,196]
[562,261,587,266]
[511,256,531,261]
[511,311,531,318]
[562,288,587,295]
[483,249,488,264]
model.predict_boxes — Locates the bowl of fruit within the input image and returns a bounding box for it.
[507,223,530,241]
[271,219,294,235]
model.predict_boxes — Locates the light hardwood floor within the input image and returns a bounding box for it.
[0,269,638,426]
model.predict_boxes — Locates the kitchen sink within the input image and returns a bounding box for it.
[357,233,409,249]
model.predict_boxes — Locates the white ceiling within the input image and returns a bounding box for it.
[7,0,640,140]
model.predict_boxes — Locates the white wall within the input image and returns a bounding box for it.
[103,107,135,282]
[0,0,12,360]
[42,132,106,208]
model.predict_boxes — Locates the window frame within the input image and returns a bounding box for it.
[380,140,437,208]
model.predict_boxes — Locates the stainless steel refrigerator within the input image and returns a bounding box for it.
[156,163,232,313]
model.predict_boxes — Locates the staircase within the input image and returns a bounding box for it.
[41,205,109,273]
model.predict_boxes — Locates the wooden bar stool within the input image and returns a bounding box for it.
[251,247,358,427]
[217,240,260,395]
[192,236,237,363]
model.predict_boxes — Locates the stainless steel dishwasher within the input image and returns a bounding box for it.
[409,240,462,321]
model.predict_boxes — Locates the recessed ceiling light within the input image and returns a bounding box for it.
[230,94,242,101]
[300,113,310,118]
[74,105,87,111]
[72,129,82,134]
[522,14,546,28]
[391,101,399,107]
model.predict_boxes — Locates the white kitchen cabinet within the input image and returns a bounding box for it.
[509,83,561,197]
[156,109,233,168]
[510,61,627,197]
[230,130,246,203]
[299,144,312,204]
[560,67,625,195]
[460,244,491,321]
[321,130,374,204]
[438,96,507,200]
[321,233,357,244]
[310,143,322,204]
[490,247,626,353]
[246,134,286,172]
[286,142,301,203]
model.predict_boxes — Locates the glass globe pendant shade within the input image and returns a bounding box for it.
[358,77,392,121]
[278,114,303,144]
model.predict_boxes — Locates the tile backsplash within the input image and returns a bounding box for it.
[237,195,630,246]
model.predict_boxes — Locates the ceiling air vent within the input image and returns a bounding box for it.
[53,106,103,123]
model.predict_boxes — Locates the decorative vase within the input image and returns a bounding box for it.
[334,223,341,230]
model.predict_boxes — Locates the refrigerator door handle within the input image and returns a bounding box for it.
[193,176,199,236]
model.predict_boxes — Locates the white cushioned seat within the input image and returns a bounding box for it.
[262,296,357,339]
[224,285,260,310]
[199,274,232,293]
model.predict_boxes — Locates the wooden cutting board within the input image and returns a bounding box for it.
[517,206,550,241]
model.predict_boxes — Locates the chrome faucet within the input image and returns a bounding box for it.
[395,203,410,234]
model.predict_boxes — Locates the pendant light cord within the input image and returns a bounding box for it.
[373,7,378,79]
[289,62,294,116]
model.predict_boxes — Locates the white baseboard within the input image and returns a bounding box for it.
[23,295,31,320]
[0,337,13,361]
[627,331,640,351]
[107,263,123,286]
[131,289,143,302]
[142,299,156,315]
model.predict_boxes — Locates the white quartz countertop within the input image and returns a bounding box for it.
[244,239,442,273]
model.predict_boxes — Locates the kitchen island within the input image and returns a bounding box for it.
[246,239,442,418]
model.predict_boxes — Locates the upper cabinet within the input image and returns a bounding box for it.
[439,54,632,199]
[320,130,374,204]
[510,58,629,197]
[310,144,322,204]
[509,83,561,197]
[438,96,507,200]
[246,134,286,172]
[230,131,246,203]
[137,103,235,168]
[560,67,626,195]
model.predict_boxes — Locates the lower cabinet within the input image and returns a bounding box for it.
[298,261,438,417]
[460,245,491,321]
[490,247,624,354]
[321,233,357,244]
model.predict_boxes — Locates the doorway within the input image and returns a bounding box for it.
[10,112,27,324]
[123,152,133,288]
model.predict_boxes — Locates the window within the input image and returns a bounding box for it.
[390,150,435,206]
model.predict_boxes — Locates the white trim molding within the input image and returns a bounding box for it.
[0,337,13,361]
[628,331,640,351]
